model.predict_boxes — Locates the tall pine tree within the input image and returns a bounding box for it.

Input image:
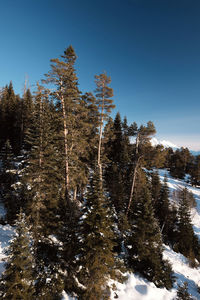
[77,167,124,300]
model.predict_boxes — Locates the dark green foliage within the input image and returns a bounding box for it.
[23,84,62,238]
[126,170,174,289]
[169,148,193,179]
[189,155,200,186]
[57,198,80,296]
[0,82,33,154]
[44,46,91,201]
[20,88,34,150]
[33,241,64,300]
[156,175,171,242]
[175,188,200,264]
[77,168,124,300]
[105,112,130,213]
[3,45,199,298]
[151,170,162,207]
[21,85,65,298]
[176,282,193,300]
[0,140,22,224]
[165,204,179,248]
[0,211,35,299]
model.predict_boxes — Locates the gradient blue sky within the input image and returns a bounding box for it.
[0,0,200,149]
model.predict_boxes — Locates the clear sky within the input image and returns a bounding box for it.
[0,0,200,150]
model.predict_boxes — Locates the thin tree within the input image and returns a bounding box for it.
[126,121,156,215]
[95,72,115,179]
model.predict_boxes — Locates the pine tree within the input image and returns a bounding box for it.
[151,170,162,207]
[189,155,200,186]
[126,121,156,215]
[156,175,171,241]
[44,45,89,202]
[105,112,129,213]
[126,170,174,289]
[0,82,21,154]
[0,140,21,224]
[20,88,34,149]
[175,188,200,264]
[77,167,124,300]
[0,211,35,299]
[23,84,62,238]
[94,72,115,179]
[21,84,64,299]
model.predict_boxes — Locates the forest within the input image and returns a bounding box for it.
[0,45,200,300]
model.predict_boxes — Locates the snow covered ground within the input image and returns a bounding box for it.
[1,169,200,299]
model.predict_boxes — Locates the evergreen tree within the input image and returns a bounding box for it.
[77,167,124,300]
[156,175,171,242]
[169,148,193,179]
[0,140,21,224]
[94,72,115,179]
[126,170,174,289]
[20,88,34,149]
[44,45,89,202]
[175,188,200,264]
[105,112,130,213]
[126,121,156,215]
[22,84,64,298]
[23,84,62,238]
[189,155,200,186]
[0,211,35,299]
[0,82,21,154]
[151,170,162,207]
[144,144,166,169]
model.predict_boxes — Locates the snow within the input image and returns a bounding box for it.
[0,224,15,274]
[109,169,200,300]
[151,137,178,149]
[110,273,176,300]
[1,168,200,299]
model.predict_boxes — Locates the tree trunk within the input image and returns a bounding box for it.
[59,81,70,197]
[126,132,143,215]
[98,96,105,181]
[126,160,139,215]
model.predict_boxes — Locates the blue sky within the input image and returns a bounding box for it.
[0,0,200,149]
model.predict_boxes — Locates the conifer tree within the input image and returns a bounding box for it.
[22,84,64,298]
[44,45,89,202]
[94,72,115,179]
[126,170,174,289]
[175,188,200,263]
[77,167,124,299]
[0,211,35,299]
[23,84,62,238]
[105,112,129,213]
[155,175,171,241]
[0,82,21,153]
[0,140,20,223]
[151,170,162,207]
[20,88,34,149]
[189,155,200,186]
[126,121,156,215]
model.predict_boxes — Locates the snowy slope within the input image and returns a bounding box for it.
[110,169,200,300]
[0,201,14,275]
[1,170,200,300]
